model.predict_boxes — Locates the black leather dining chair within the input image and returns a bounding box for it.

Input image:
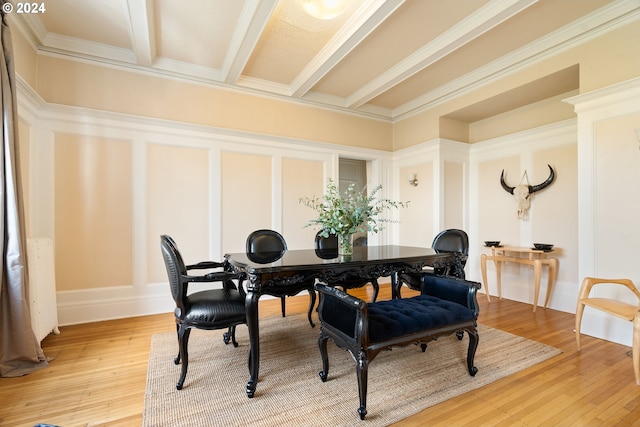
[160,235,247,390]
[314,231,379,302]
[246,229,316,327]
[397,228,469,293]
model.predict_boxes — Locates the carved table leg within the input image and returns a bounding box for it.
[533,259,542,312]
[307,288,316,328]
[495,258,503,299]
[246,291,260,398]
[391,272,400,299]
[544,257,558,309]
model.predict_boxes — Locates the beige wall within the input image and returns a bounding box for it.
[54,133,133,290]
[398,161,434,247]
[221,152,273,253]
[34,56,393,152]
[282,158,324,249]
[476,156,521,248]
[531,144,578,283]
[595,112,640,279]
[443,161,464,230]
[11,22,37,89]
[468,91,578,143]
[146,144,210,283]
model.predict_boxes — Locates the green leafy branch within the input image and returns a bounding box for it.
[299,179,408,238]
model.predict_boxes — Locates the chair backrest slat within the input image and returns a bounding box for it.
[160,235,186,303]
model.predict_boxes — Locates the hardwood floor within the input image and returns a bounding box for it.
[2,284,639,427]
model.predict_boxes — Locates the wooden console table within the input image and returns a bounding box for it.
[480,246,558,312]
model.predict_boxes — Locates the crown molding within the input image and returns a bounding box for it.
[10,1,640,124]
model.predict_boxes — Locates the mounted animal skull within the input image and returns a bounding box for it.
[500,164,555,219]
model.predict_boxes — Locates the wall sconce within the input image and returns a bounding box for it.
[408,173,418,187]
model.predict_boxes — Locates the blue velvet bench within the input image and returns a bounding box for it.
[315,274,481,420]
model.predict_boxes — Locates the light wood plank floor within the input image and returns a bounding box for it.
[2,284,639,427]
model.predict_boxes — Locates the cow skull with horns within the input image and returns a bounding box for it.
[500,164,555,219]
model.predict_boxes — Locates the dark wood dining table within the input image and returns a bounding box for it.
[225,244,461,398]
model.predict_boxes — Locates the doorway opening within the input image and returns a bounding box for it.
[339,158,368,245]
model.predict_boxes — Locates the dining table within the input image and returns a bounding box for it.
[225,244,461,398]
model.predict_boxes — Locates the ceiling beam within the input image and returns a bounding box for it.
[223,0,279,84]
[125,0,156,67]
[290,0,405,98]
[345,0,539,109]
[391,0,640,120]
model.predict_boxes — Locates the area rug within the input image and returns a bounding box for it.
[143,314,561,426]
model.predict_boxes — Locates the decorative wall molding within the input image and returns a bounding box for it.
[17,80,397,327]
[466,119,578,314]
[564,75,640,281]
[564,76,640,347]
[469,118,577,159]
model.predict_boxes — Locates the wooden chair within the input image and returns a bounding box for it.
[575,277,640,385]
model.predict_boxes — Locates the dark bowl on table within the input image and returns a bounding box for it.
[484,241,501,247]
[533,243,554,251]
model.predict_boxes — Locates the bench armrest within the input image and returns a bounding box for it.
[315,283,367,343]
[420,274,481,316]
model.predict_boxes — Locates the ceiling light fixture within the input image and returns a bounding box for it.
[300,0,348,20]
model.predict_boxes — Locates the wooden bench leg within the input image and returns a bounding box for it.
[318,334,330,382]
[466,326,479,376]
[356,350,369,420]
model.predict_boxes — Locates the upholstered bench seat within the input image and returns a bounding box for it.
[367,295,476,343]
[315,274,481,420]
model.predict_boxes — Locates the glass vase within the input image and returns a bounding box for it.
[338,233,353,256]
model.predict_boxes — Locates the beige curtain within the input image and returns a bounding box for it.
[0,2,48,377]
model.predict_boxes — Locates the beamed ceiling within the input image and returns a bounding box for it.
[8,0,637,123]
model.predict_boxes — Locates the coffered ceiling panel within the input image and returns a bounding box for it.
[10,0,632,122]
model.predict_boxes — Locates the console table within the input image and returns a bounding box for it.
[480,246,558,312]
[225,245,460,398]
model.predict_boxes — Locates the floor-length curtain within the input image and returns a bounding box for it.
[0,2,48,377]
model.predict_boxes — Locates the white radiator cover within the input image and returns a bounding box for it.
[27,238,59,342]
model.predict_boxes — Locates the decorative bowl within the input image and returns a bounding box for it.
[533,243,554,251]
[484,241,501,247]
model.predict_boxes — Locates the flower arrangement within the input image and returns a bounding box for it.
[299,179,408,255]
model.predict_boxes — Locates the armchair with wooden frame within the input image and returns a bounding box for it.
[160,235,247,390]
[575,277,640,385]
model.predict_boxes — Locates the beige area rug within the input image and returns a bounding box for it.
[143,314,561,426]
